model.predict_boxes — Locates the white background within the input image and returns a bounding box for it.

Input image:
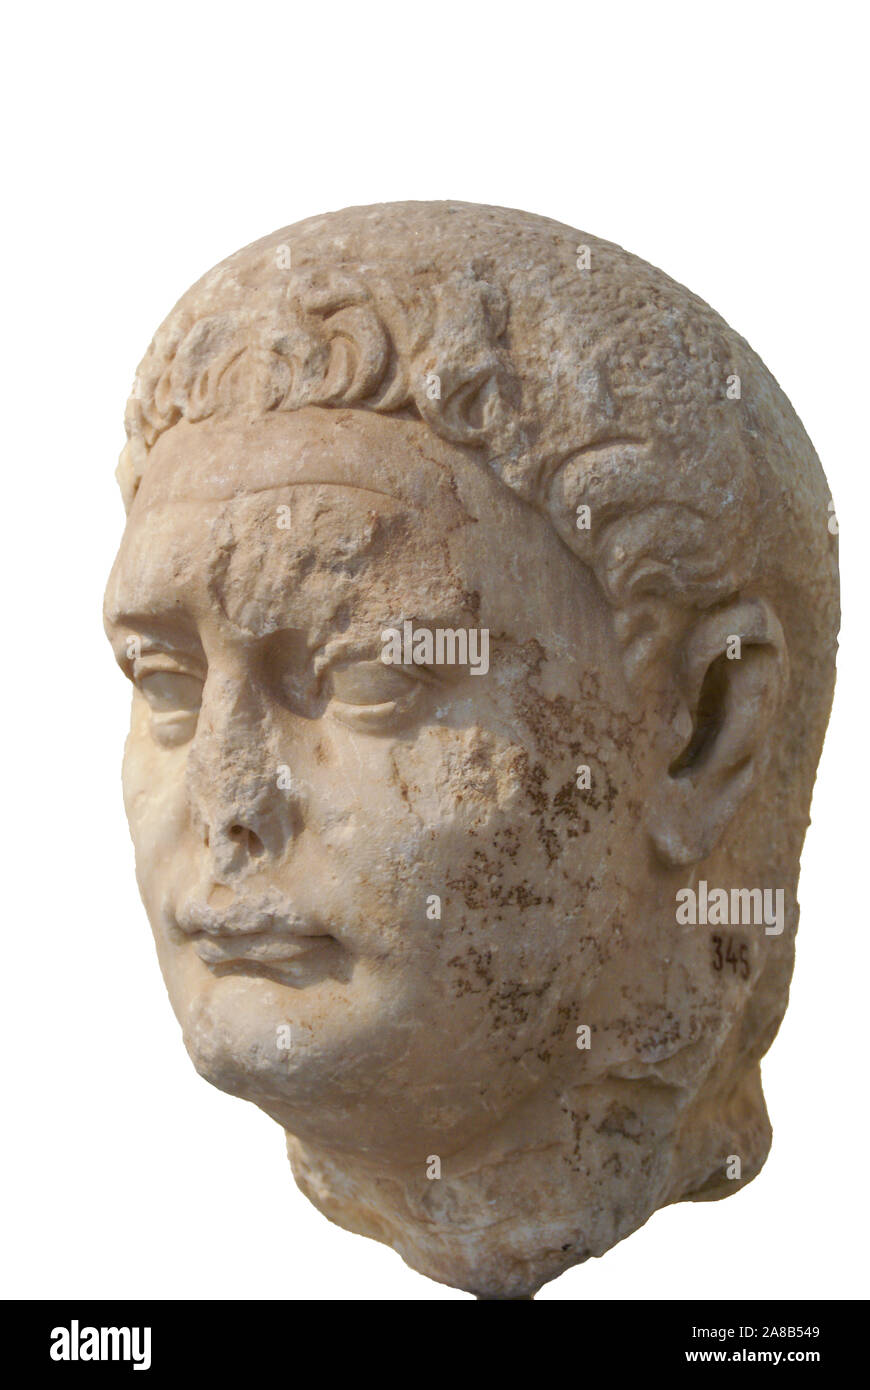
[2,0,867,1301]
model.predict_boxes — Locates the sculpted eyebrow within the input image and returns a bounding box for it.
[106,611,204,662]
[311,602,487,671]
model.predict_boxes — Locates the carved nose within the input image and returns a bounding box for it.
[196,769,297,865]
[185,670,302,877]
[198,803,284,879]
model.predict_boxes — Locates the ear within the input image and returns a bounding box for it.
[647,598,788,868]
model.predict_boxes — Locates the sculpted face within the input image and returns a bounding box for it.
[105,407,644,1161]
[105,200,837,1297]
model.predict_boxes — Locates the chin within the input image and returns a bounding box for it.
[178,974,301,1089]
[175,971,377,1111]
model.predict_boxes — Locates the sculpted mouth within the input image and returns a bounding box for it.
[194,933,334,966]
[175,896,328,939]
[195,936,340,987]
[174,897,346,986]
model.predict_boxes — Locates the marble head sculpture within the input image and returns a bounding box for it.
[104,201,838,1298]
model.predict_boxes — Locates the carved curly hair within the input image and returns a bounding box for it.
[119,200,837,702]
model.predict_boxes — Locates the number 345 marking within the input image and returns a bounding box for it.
[711,934,750,980]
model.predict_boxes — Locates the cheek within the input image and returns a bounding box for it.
[303,723,526,970]
[121,696,192,877]
[383,719,597,894]
[318,722,562,970]
[344,713,632,1012]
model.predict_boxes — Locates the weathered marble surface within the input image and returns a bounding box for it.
[105,202,838,1298]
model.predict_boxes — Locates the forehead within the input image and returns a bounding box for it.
[107,409,502,636]
[104,407,602,655]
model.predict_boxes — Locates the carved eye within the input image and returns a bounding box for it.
[328,660,423,732]
[138,670,203,713]
[136,670,203,746]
